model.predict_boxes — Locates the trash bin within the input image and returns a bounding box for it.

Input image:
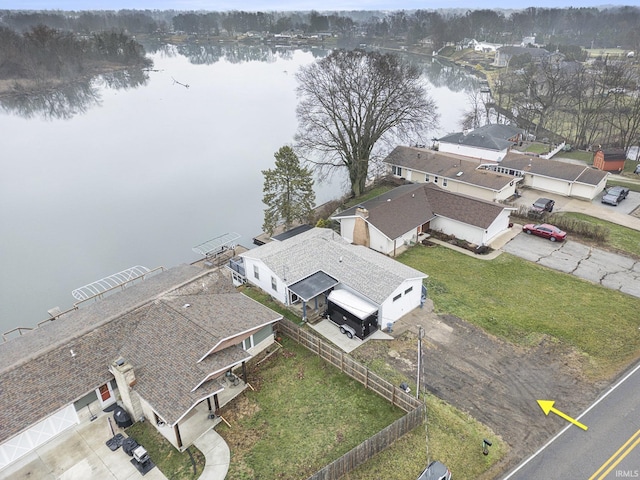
[386,322,393,333]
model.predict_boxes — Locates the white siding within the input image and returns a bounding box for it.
[431,217,486,245]
[379,278,424,325]
[242,258,287,304]
[0,404,78,470]
[439,143,508,162]
[527,175,571,195]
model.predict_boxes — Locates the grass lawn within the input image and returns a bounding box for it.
[556,212,640,258]
[398,245,640,380]
[344,395,506,480]
[125,421,205,479]
[217,337,405,480]
[554,149,593,162]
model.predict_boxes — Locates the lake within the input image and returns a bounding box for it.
[0,44,476,334]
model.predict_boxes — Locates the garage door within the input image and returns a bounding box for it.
[0,403,78,470]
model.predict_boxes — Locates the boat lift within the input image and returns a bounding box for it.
[192,232,241,266]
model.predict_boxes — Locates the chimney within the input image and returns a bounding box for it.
[110,358,144,422]
[353,206,370,247]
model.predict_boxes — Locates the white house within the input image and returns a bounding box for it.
[332,183,515,255]
[384,145,522,202]
[438,124,524,162]
[238,227,428,330]
[486,152,609,200]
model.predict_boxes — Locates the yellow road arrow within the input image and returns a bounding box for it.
[537,400,588,431]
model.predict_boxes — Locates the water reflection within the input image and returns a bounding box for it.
[0,67,149,120]
[0,42,477,120]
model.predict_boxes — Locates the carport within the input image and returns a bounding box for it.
[288,271,338,321]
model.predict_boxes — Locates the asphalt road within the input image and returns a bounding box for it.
[503,362,640,479]
[502,235,640,298]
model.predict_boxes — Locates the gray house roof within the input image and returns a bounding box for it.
[439,124,524,152]
[0,266,281,443]
[499,153,608,185]
[384,146,519,191]
[240,227,427,306]
[333,183,509,240]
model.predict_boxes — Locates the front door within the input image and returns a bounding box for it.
[96,382,115,409]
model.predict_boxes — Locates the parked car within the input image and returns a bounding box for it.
[531,197,555,213]
[523,223,567,242]
[417,461,452,480]
[601,186,630,206]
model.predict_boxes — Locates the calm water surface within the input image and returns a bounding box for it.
[0,45,473,333]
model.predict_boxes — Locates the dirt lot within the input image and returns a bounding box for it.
[350,301,607,478]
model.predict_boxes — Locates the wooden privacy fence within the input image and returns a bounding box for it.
[275,318,425,480]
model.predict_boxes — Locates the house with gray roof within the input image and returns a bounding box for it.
[332,183,514,257]
[438,124,525,161]
[494,46,552,67]
[487,152,608,200]
[237,227,427,333]
[384,145,522,202]
[0,265,281,470]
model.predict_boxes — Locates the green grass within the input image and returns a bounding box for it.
[344,395,506,480]
[125,421,205,479]
[517,142,549,154]
[554,149,594,162]
[557,212,640,257]
[398,245,640,380]
[218,337,405,480]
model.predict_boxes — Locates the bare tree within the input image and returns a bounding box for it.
[295,49,438,197]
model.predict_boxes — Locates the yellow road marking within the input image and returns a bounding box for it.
[588,428,640,480]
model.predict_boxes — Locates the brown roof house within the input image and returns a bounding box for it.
[0,265,281,470]
[487,152,608,200]
[332,183,515,256]
[384,145,522,202]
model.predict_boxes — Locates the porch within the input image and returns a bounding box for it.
[156,375,248,451]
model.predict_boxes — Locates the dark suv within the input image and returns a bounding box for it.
[531,197,555,213]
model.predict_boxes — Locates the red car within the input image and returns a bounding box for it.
[523,223,567,242]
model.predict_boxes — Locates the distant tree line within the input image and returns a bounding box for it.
[0,25,151,83]
[1,7,640,51]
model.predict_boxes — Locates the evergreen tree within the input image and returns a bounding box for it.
[262,146,316,235]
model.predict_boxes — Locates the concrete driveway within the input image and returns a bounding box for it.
[502,234,640,298]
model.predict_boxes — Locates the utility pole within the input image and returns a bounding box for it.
[416,326,423,399]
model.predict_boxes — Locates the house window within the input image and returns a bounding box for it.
[393,293,401,302]
[425,174,429,182]
[271,276,277,291]
[443,178,448,187]
[434,176,438,184]
[392,165,402,176]
[253,265,259,280]
[243,336,254,350]
[404,286,413,295]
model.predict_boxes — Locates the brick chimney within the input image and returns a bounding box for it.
[110,357,144,422]
[353,207,370,247]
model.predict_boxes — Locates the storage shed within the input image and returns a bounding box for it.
[593,149,626,173]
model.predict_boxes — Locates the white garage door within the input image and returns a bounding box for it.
[0,403,78,470]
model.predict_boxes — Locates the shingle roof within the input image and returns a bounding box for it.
[384,146,518,191]
[333,183,508,239]
[0,266,281,442]
[240,228,427,305]
[499,153,608,185]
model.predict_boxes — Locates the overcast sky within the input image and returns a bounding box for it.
[1,1,637,11]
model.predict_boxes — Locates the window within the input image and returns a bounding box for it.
[404,286,413,295]
[392,165,402,176]
[243,336,254,350]
[443,178,448,187]
[271,276,277,291]
[253,265,259,280]
[425,174,429,182]
[393,293,401,302]
[434,176,438,184]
